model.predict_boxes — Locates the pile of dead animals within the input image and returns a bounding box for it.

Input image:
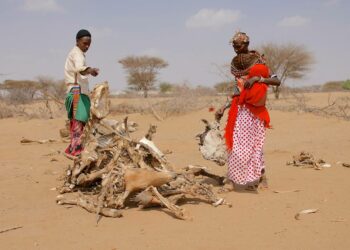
[56,82,229,220]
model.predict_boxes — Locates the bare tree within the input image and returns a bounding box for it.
[259,43,314,99]
[119,56,168,98]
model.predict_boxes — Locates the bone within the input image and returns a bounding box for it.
[56,194,122,218]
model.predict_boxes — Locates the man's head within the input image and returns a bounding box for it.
[76,29,91,53]
[230,31,249,54]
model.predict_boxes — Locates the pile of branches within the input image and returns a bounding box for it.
[57,82,228,220]
[286,151,330,170]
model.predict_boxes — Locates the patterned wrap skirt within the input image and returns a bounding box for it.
[227,106,266,188]
[65,86,85,156]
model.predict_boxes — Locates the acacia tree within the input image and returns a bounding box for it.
[119,56,168,98]
[0,79,41,104]
[259,43,314,99]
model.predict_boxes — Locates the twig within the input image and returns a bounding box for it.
[273,189,301,194]
[0,226,23,234]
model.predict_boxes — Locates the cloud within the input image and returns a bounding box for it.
[277,16,310,27]
[186,8,240,29]
[22,0,63,12]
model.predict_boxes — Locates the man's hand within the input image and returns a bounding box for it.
[88,68,99,77]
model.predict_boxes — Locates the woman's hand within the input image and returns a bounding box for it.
[244,76,260,89]
[215,106,226,121]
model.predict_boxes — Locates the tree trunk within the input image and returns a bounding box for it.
[143,90,148,98]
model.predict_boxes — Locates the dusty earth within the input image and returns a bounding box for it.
[0,93,349,250]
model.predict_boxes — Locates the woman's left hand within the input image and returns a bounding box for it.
[244,76,259,89]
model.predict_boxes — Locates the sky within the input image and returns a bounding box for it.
[0,0,349,91]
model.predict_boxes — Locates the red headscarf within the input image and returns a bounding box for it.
[224,64,271,150]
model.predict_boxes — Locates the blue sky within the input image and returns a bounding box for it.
[0,0,349,91]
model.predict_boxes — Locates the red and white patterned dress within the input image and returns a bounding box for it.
[227,106,265,187]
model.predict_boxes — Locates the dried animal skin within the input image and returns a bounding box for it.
[197,119,227,166]
[90,82,110,119]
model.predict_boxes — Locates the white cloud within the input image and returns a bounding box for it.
[22,0,63,12]
[277,16,310,27]
[186,8,240,29]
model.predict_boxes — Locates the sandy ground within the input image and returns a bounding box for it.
[0,93,350,250]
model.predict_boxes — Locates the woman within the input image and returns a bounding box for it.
[216,32,280,191]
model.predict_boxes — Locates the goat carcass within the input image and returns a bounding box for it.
[197,119,227,166]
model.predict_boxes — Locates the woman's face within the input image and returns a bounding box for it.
[233,41,249,54]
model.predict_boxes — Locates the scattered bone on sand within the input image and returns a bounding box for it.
[287,151,330,170]
[294,208,319,220]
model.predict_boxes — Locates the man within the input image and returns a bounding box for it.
[64,29,99,156]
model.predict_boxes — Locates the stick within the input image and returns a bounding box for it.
[0,226,23,234]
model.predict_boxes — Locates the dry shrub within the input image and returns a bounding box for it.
[0,103,15,118]
[0,100,65,120]
[322,81,344,92]
[109,85,216,119]
[268,93,350,121]
[151,85,213,119]
[110,102,145,115]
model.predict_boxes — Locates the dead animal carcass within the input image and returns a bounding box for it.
[57,82,229,220]
[196,119,227,166]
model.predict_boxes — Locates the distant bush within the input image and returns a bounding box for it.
[342,80,350,90]
[214,81,233,94]
[0,77,66,105]
[193,85,216,96]
[159,82,173,94]
[321,81,344,91]
[0,80,40,104]
[110,102,145,114]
